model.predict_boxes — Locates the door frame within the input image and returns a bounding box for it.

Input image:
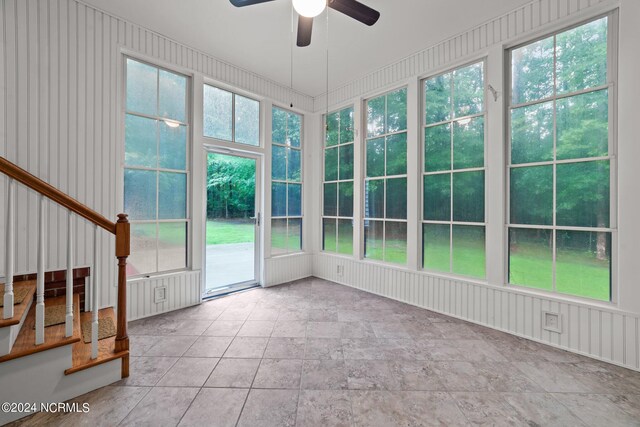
[202,146,263,298]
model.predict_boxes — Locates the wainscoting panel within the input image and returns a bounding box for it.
[126,271,201,321]
[265,253,313,287]
[313,252,640,372]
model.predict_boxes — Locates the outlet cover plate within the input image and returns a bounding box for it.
[542,311,562,334]
[154,286,167,304]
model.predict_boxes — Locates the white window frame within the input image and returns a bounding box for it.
[123,55,192,278]
[322,105,355,256]
[362,86,409,265]
[421,59,488,280]
[505,12,618,303]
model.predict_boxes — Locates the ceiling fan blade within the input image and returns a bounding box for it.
[297,16,313,47]
[229,0,277,7]
[328,0,380,26]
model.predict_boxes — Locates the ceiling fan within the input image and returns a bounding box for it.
[229,0,380,47]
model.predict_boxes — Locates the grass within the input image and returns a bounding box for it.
[207,219,254,245]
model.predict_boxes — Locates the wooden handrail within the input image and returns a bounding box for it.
[0,156,115,234]
[1,155,130,377]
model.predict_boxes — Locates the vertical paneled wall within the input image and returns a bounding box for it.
[0,0,314,311]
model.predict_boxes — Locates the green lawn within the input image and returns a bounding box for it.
[207,220,254,245]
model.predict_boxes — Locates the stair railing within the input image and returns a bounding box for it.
[1,156,129,371]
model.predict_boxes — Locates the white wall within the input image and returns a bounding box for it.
[0,0,314,316]
[309,0,640,371]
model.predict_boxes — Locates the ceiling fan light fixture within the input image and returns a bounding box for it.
[292,0,326,18]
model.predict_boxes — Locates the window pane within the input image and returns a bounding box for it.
[158,222,187,271]
[324,147,339,181]
[126,59,157,116]
[124,169,157,220]
[386,178,407,220]
[509,228,553,290]
[158,172,187,219]
[125,114,157,168]
[271,218,288,254]
[424,174,451,221]
[271,182,286,217]
[386,88,407,133]
[338,182,354,218]
[556,17,608,94]
[159,69,186,122]
[366,137,385,177]
[386,133,407,176]
[511,101,554,164]
[288,184,302,217]
[365,179,384,219]
[235,95,260,146]
[511,36,554,105]
[159,122,187,171]
[326,112,339,147]
[272,145,287,180]
[425,73,451,125]
[287,148,301,182]
[452,225,485,278]
[203,85,232,140]
[324,183,337,217]
[339,144,354,180]
[337,219,353,255]
[367,96,385,137]
[323,218,337,252]
[425,123,451,172]
[453,62,483,117]
[364,220,384,261]
[272,108,287,144]
[453,116,484,170]
[129,223,157,276]
[287,113,301,148]
[385,222,407,264]
[453,171,484,223]
[556,230,610,301]
[510,166,553,225]
[423,223,450,272]
[339,107,354,143]
[288,218,302,251]
[556,89,608,160]
[556,160,610,228]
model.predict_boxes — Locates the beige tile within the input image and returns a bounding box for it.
[296,390,352,427]
[178,388,248,427]
[301,359,348,390]
[156,357,219,387]
[144,335,198,357]
[253,358,303,389]
[183,336,233,358]
[224,337,269,358]
[204,358,261,388]
[237,320,275,337]
[237,389,298,427]
[120,387,199,426]
[203,320,244,337]
[264,337,306,359]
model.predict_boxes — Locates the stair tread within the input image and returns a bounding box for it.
[0,294,81,363]
[66,307,127,375]
[0,280,37,328]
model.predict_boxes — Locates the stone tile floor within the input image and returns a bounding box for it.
[10,277,640,426]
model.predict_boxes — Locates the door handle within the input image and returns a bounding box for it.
[250,213,260,226]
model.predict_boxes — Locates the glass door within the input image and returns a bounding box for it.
[205,151,260,296]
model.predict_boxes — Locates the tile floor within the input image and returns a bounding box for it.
[10,277,640,426]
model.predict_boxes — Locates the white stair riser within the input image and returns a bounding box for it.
[0,298,33,356]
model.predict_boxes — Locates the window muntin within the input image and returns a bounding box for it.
[124,58,189,276]
[508,16,613,301]
[203,85,260,146]
[323,106,354,255]
[364,88,408,264]
[422,61,486,279]
[271,107,303,255]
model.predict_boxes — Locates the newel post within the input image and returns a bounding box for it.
[114,213,130,377]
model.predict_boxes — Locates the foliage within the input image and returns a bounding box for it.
[207,154,255,219]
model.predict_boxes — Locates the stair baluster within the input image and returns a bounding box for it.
[35,195,45,345]
[3,179,15,319]
[91,225,99,359]
[65,214,74,337]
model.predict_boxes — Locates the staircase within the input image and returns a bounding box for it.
[0,156,130,425]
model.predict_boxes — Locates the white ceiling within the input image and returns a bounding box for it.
[83,0,533,96]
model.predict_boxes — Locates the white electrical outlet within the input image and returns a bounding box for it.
[154,286,167,304]
[337,265,344,277]
[542,311,562,334]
